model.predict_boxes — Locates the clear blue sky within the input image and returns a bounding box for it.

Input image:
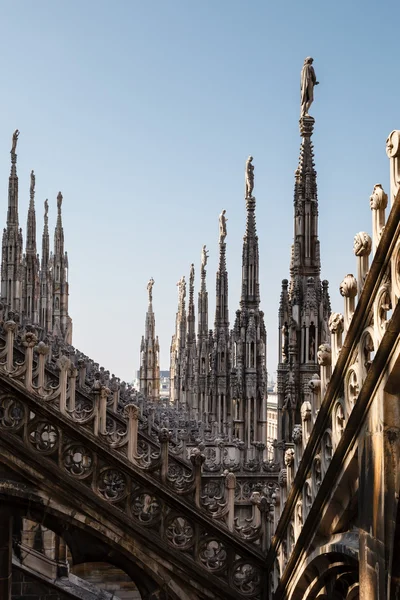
[1,1,398,381]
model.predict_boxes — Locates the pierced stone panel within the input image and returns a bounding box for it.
[97,468,127,502]
[198,538,228,573]
[0,395,25,431]
[28,421,59,454]
[131,492,161,525]
[230,560,261,597]
[62,444,94,479]
[165,515,194,550]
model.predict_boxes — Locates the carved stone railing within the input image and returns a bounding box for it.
[267,133,400,598]
[0,370,267,599]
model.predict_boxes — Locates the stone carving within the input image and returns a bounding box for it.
[63,445,93,478]
[353,232,372,257]
[219,209,227,243]
[57,191,63,211]
[131,492,161,524]
[339,274,358,298]
[0,397,25,430]
[176,276,186,306]
[198,539,227,572]
[231,561,261,596]
[165,516,194,550]
[245,156,254,198]
[300,57,319,118]
[281,324,288,363]
[328,312,344,334]
[317,344,331,366]
[11,129,20,154]
[30,170,35,195]
[28,421,59,453]
[97,468,127,502]
[201,244,209,268]
[44,199,49,218]
[386,130,400,203]
[370,184,388,210]
[284,447,295,467]
[147,277,154,303]
[292,425,302,445]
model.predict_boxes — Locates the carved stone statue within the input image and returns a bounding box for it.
[219,210,227,243]
[177,276,186,306]
[44,199,49,219]
[147,277,154,303]
[245,156,254,198]
[190,264,195,289]
[300,57,319,118]
[30,170,35,195]
[11,129,20,154]
[201,245,209,269]
[57,192,63,211]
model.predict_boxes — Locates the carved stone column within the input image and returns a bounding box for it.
[0,514,12,599]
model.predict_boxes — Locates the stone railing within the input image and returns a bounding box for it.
[267,132,400,597]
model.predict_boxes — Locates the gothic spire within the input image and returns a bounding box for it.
[54,191,64,257]
[26,170,37,256]
[198,245,209,339]
[292,116,320,274]
[215,212,229,332]
[41,200,49,269]
[241,157,260,308]
[7,129,20,227]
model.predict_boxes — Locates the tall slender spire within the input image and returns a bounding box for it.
[215,211,229,332]
[277,58,330,446]
[196,245,210,419]
[170,275,187,405]
[26,171,37,256]
[52,191,71,342]
[140,278,160,401]
[231,158,267,446]
[1,129,23,312]
[241,157,260,308]
[41,200,49,270]
[7,129,20,227]
[23,170,40,324]
[39,200,51,331]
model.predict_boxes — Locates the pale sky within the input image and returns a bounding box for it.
[0,0,398,381]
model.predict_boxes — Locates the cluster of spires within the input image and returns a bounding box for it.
[139,156,268,448]
[139,57,330,453]
[1,129,72,341]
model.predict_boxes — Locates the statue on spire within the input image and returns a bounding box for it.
[30,170,35,195]
[44,199,49,219]
[201,244,209,269]
[57,192,63,211]
[300,57,319,118]
[147,277,154,303]
[177,275,186,306]
[11,129,20,154]
[190,263,195,290]
[219,210,228,243]
[245,156,254,198]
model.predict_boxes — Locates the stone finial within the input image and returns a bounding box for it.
[339,274,357,298]
[370,184,388,211]
[317,343,331,366]
[329,312,344,334]
[386,131,400,205]
[353,232,372,257]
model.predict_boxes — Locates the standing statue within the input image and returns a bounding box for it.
[147,277,154,303]
[11,129,20,154]
[201,244,209,269]
[245,156,254,198]
[177,275,186,306]
[44,199,49,219]
[219,210,228,243]
[300,57,319,118]
[57,192,63,211]
[30,170,35,195]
